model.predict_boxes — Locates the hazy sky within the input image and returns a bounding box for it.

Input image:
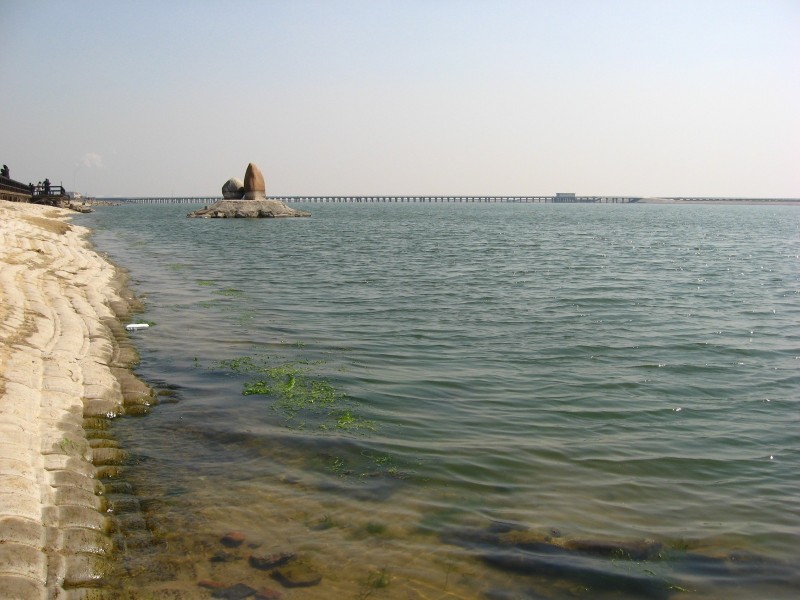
[2,1,799,198]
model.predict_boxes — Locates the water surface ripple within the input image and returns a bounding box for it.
[81,203,800,599]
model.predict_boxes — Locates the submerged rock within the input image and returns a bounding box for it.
[482,549,671,599]
[442,523,673,598]
[221,530,246,548]
[210,550,241,563]
[249,552,295,571]
[563,538,662,560]
[211,583,258,599]
[270,558,322,588]
[488,520,531,535]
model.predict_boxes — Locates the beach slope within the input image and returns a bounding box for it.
[0,200,144,598]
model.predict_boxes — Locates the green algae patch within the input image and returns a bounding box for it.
[58,436,89,457]
[218,356,258,373]
[334,409,375,432]
[244,363,342,420]
[243,364,335,402]
[364,521,387,536]
[215,287,245,297]
[219,356,373,433]
[367,567,392,589]
[309,513,338,530]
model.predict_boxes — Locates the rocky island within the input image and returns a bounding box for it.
[187,163,310,218]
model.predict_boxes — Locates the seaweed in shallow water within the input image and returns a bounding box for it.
[221,356,374,433]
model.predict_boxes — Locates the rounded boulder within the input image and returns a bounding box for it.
[221,178,245,199]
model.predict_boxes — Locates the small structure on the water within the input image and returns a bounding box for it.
[554,192,577,203]
[187,163,310,218]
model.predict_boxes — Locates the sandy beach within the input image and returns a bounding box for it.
[0,200,150,598]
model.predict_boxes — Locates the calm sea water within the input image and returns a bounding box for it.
[79,202,799,599]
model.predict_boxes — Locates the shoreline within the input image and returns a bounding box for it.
[0,200,151,597]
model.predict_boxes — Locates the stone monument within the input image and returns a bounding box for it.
[243,162,267,200]
[188,163,310,218]
[221,177,244,199]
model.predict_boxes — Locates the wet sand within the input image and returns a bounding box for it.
[0,200,149,598]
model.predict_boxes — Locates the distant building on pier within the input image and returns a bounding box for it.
[554,192,577,202]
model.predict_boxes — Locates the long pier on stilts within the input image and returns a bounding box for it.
[105,195,643,204]
[100,195,800,205]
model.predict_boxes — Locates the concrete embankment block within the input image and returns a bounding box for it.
[43,504,109,533]
[0,541,47,584]
[48,469,102,495]
[0,456,37,480]
[0,575,47,600]
[52,485,105,513]
[0,516,46,548]
[0,490,41,521]
[47,527,114,557]
[0,473,39,500]
[43,454,95,478]
[0,441,37,464]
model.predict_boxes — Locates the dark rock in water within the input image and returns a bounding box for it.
[187,199,310,219]
[249,552,295,571]
[255,587,283,600]
[270,559,323,588]
[488,520,531,535]
[211,583,258,599]
[198,579,226,589]
[210,550,241,563]
[445,521,791,597]
[669,551,732,579]
[563,539,663,561]
[484,588,548,600]
[440,526,502,549]
[443,524,674,598]
[221,530,246,548]
[483,549,671,599]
